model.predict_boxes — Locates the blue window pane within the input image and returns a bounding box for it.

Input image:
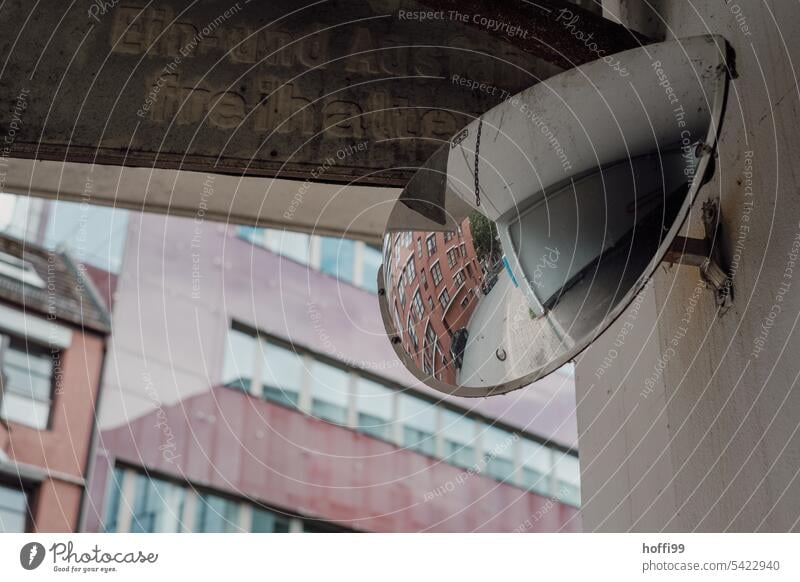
[320,237,355,283]
[102,466,125,532]
[195,493,240,532]
[251,507,290,532]
[0,484,27,533]
[361,244,382,293]
[130,473,186,533]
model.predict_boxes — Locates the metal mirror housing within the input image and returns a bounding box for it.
[378,35,731,398]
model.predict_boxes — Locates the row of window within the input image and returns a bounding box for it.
[222,325,580,506]
[104,466,340,533]
[236,227,382,293]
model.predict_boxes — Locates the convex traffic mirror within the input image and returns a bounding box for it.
[378,36,731,398]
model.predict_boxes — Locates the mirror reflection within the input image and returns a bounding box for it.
[381,149,699,390]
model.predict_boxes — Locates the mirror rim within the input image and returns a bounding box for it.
[377,35,732,398]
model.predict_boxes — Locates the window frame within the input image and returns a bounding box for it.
[438,288,451,309]
[411,289,425,320]
[426,234,437,257]
[431,261,443,287]
[0,335,56,431]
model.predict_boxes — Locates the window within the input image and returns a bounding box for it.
[441,409,476,469]
[439,288,450,309]
[399,394,437,456]
[402,231,413,247]
[0,484,28,532]
[460,243,467,258]
[355,377,394,440]
[361,244,382,293]
[412,290,424,320]
[397,273,406,306]
[407,316,419,350]
[129,472,187,533]
[554,453,581,506]
[427,297,434,311]
[222,328,302,408]
[222,328,257,392]
[102,466,125,533]
[320,237,356,284]
[251,507,290,532]
[444,231,454,243]
[0,251,45,288]
[394,235,401,266]
[261,342,303,408]
[0,339,54,429]
[416,238,422,258]
[460,295,469,308]
[309,360,350,424]
[195,493,241,532]
[420,269,428,290]
[521,439,552,496]
[426,234,437,257]
[431,262,443,286]
[424,324,437,349]
[405,256,416,285]
[268,230,311,264]
[447,248,459,269]
[482,426,516,482]
[453,270,466,288]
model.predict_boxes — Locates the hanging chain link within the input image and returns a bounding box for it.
[474,118,483,207]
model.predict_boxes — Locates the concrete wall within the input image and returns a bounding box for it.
[577,0,800,531]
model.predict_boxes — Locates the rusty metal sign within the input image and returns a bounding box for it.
[0,0,579,187]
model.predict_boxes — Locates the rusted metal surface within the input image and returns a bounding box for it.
[417,0,651,69]
[0,0,570,188]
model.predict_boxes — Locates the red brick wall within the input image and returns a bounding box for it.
[0,328,105,532]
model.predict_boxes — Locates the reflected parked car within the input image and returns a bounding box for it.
[481,273,498,295]
[450,328,469,369]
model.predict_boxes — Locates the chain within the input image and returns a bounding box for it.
[474,118,482,207]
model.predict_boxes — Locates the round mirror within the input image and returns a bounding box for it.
[377,35,731,397]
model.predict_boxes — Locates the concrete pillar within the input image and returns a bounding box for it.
[578,1,800,531]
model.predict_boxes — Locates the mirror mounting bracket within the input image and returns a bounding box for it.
[663,199,732,308]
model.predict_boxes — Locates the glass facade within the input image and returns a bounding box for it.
[236,227,380,294]
[309,360,351,425]
[196,493,241,533]
[482,426,516,482]
[104,466,331,533]
[441,409,477,469]
[355,377,394,440]
[399,393,437,457]
[220,322,580,506]
[261,342,303,408]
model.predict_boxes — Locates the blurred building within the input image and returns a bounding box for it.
[0,233,110,532]
[2,195,581,533]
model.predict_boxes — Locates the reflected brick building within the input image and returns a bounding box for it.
[384,218,484,385]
